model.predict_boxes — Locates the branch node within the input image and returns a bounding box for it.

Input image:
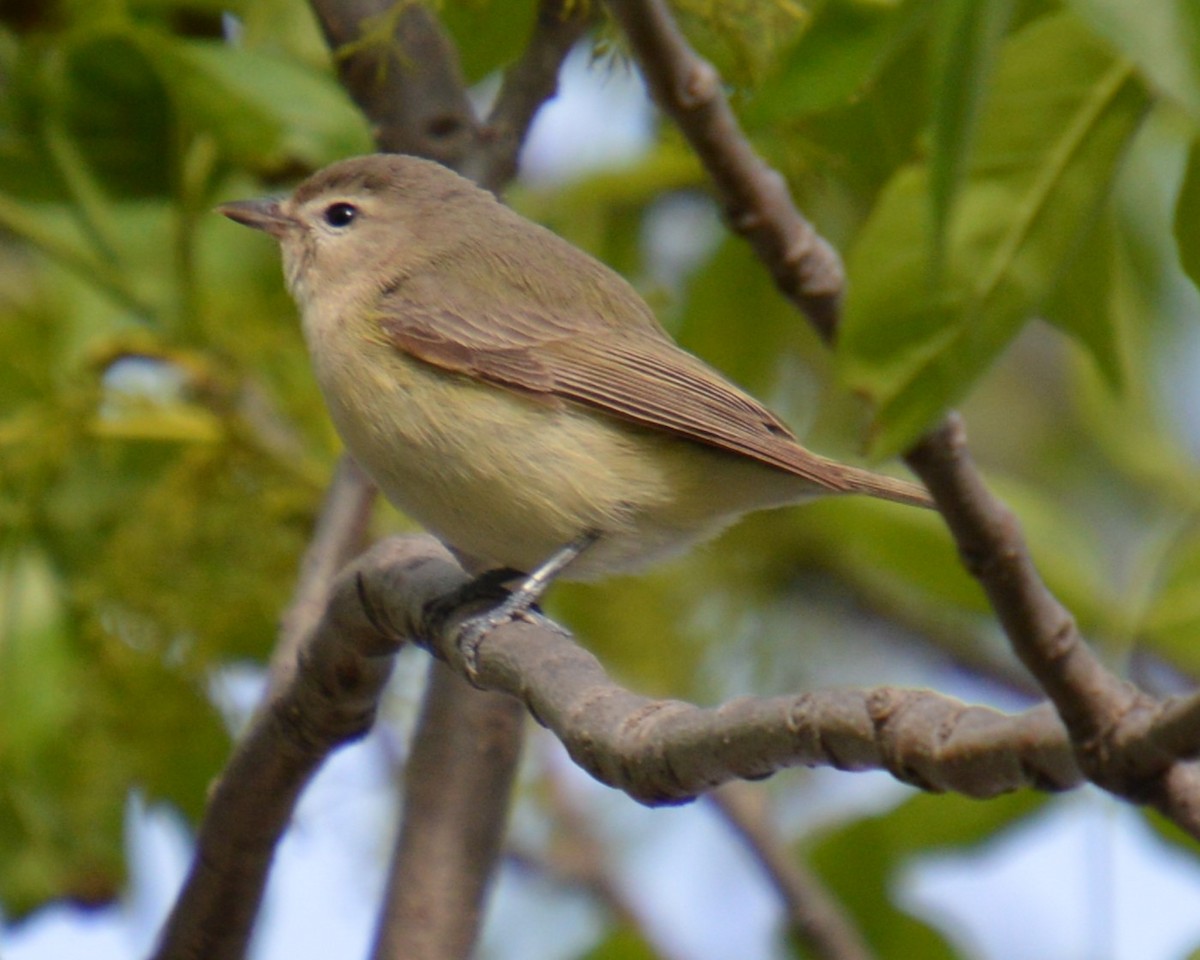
[357,568,400,642]
[679,58,719,109]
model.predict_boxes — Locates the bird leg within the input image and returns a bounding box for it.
[450,531,599,682]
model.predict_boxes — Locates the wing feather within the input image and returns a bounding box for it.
[375,264,930,505]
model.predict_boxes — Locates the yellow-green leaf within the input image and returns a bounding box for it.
[839,12,1148,457]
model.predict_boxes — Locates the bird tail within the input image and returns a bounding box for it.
[821,460,935,510]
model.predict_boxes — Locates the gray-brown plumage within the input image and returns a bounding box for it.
[221,154,931,579]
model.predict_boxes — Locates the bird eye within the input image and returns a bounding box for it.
[323,202,358,228]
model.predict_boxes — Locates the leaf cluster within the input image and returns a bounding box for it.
[0,0,371,912]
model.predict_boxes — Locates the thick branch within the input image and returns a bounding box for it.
[309,0,477,166]
[370,662,524,960]
[351,537,1079,803]
[150,570,396,960]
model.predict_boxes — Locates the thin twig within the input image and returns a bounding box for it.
[505,735,688,960]
[268,454,375,696]
[467,0,595,192]
[711,784,876,960]
[904,417,1141,741]
[605,0,844,340]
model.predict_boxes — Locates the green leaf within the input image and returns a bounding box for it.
[1069,105,1200,506]
[1068,0,1200,124]
[1041,203,1125,388]
[1176,138,1200,292]
[0,549,230,914]
[0,193,153,317]
[839,12,1149,457]
[54,29,174,199]
[441,0,539,85]
[579,925,660,960]
[927,0,1015,271]
[138,32,371,171]
[753,0,930,120]
[1139,518,1200,673]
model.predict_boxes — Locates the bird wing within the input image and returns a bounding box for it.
[373,271,931,505]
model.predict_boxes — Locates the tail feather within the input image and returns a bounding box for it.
[821,460,935,510]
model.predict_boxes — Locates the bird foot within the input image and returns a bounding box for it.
[445,532,600,682]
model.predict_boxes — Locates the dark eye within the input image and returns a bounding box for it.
[323,202,358,228]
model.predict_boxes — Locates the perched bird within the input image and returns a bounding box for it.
[220,154,930,591]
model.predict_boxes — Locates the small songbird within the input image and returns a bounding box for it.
[220,154,930,588]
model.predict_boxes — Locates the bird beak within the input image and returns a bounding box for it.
[217,198,295,238]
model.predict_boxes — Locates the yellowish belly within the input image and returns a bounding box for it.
[310,334,808,578]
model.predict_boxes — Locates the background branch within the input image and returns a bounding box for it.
[268,454,375,696]
[370,662,524,960]
[711,784,876,960]
[308,0,477,164]
[601,0,1200,834]
[506,738,687,960]
[466,0,594,192]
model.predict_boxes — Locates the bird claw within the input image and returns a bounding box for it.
[455,590,549,684]
[443,531,599,683]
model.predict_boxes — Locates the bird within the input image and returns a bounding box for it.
[219,154,931,599]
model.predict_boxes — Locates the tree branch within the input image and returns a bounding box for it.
[149,560,397,960]
[506,738,688,960]
[268,454,375,695]
[601,0,1200,834]
[905,417,1200,831]
[308,0,477,166]
[904,418,1141,743]
[711,784,876,960]
[605,0,844,340]
[370,662,524,960]
[350,537,1081,803]
[149,512,1200,960]
[466,0,594,193]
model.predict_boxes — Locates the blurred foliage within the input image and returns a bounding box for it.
[809,789,1048,956]
[1,0,1200,957]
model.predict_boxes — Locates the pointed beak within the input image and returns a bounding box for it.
[217,198,295,238]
